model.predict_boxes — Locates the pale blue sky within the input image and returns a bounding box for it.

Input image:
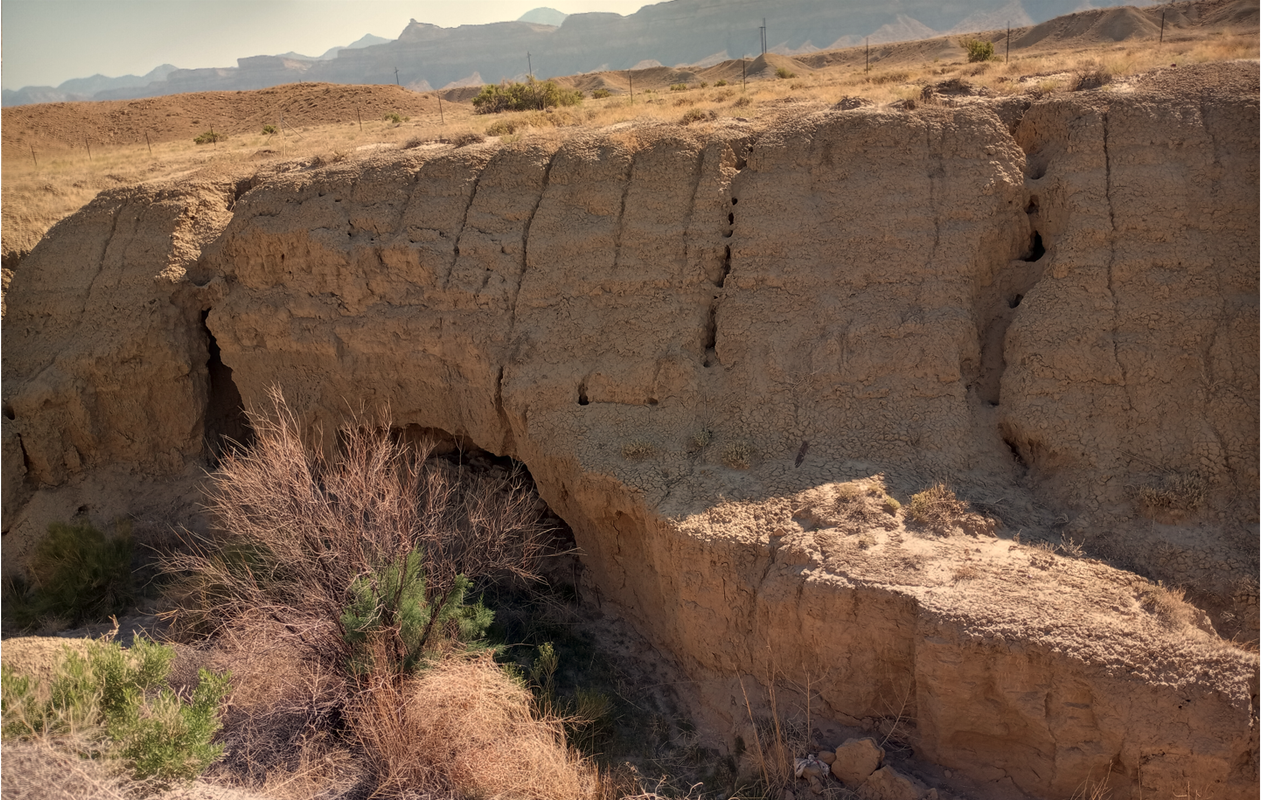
[1,0,652,90]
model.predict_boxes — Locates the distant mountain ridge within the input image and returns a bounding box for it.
[3,64,177,107]
[3,0,1162,106]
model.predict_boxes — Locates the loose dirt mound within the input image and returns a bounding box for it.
[1,83,446,153]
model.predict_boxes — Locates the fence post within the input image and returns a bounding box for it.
[145,131,152,156]
[29,143,37,166]
[85,136,92,161]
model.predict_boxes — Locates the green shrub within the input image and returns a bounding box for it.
[193,130,225,145]
[340,548,494,677]
[960,38,996,63]
[669,82,688,92]
[262,124,276,135]
[775,66,796,79]
[383,112,409,125]
[472,78,583,114]
[6,520,134,630]
[1,637,230,788]
[715,79,728,87]
[591,88,611,99]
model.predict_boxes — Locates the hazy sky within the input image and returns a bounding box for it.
[1,0,652,90]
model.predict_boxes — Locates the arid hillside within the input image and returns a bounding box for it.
[1,3,1258,799]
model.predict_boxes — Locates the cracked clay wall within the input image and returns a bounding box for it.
[2,87,1257,799]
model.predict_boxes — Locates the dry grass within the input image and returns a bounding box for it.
[907,483,998,538]
[720,441,753,470]
[0,738,132,800]
[1135,472,1206,522]
[907,483,968,526]
[1138,581,1200,631]
[687,428,713,452]
[351,653,598,799]
[793,476,901,533]
[622,439,655,461]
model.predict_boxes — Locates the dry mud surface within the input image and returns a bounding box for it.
[2,60,1258,799]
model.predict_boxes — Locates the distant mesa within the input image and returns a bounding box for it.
[272,34,393,62]
[517,7,569,26]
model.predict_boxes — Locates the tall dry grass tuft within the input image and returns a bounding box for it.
[350,651,598,800]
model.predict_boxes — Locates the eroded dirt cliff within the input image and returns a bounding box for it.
[3,63,1257,799]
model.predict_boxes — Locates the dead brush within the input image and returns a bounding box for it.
[160,388,574,795]
[350,650,598,799]
[1071,62,1112,91]
[906,482,995,536]
[1134,471,1206,522]
[163,387,553,675]
[1137,581,1200,631]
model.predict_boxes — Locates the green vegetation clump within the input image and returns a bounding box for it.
[340,549,494,677]
[669,83,689,92]
[261,124,276,135]
[714,79,728,87]
[775,66,797,79]
[590,88,612,99]
[472,78,583,114]
[193,130,225,145]
[1,637,230,788]
[383,111,409,125]
[4,520,134,631]
[960,38,997,63]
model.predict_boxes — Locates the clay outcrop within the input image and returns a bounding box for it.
[3,64,1257,798]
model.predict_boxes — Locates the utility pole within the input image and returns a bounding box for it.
[1006,23,1010,63]
[760,18,767,55]
[865,38,870,73]
[628,70,633,102]
[528,52,534,79]
[1159,10,1166,45]
[394,66,400,86]
[438,94,445,125]
[742,59,747,91]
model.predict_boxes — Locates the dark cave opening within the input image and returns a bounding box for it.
[202,310,253,462]
[1021,232,1046,263]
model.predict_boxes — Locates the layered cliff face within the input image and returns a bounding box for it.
[3,70,1257,798]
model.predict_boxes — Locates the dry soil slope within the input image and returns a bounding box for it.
[2,64,1258,799]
